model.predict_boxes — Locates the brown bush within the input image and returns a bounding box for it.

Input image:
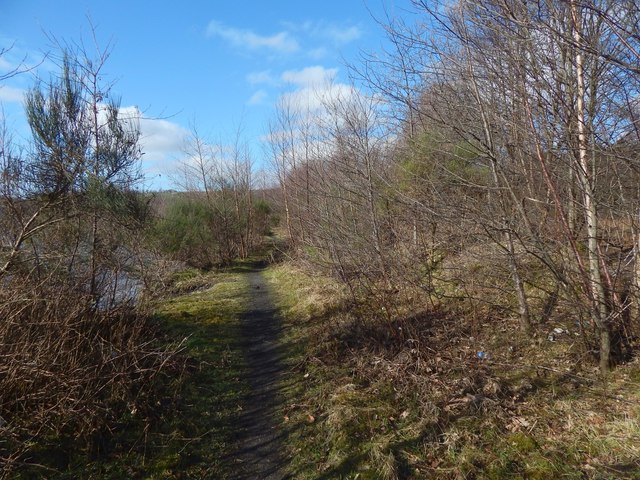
[0,275,178,477]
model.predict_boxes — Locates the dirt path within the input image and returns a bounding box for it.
[227,265,289,479]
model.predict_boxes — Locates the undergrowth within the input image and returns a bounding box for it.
[265,261,640,479]
[0,277,180,479]
[0,268,250,479]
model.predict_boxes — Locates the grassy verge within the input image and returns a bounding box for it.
[141,269,250,478]
[52,269,251,479]
[265,261,640,479]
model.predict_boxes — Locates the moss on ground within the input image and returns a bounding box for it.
[139,273,249,478]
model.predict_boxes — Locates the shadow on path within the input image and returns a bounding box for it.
[226,265,290,480]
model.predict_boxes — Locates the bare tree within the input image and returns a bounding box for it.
[162,124,267,267]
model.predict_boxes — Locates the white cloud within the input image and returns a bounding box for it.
[140,124,187,161]
[281,66,338,87]
[206,21,299,54]
[0,85,25,103]
[281,82,356,114]
[247,90,267,106]
[324,25,362,45]
[275,66,357,116]
[282,20,363,46]
[267,85,387,169]
[246,70,275,85]
[140,118,188,155]
[118,106,190,185]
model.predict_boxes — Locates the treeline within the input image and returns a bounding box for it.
[268,0,640,372]
[153,129,275,269]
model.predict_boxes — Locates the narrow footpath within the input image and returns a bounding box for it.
[227,264,289,479]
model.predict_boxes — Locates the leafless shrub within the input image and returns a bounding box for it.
[0,273,180,477]
[0,29,186,478]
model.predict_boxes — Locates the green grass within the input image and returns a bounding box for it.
[30,269,252,479]
[134,271,250,479]
[264,263,393,479]
[264,261,640,480]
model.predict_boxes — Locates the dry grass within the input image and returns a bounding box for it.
[0,274,180,478]
[266,259,640,479]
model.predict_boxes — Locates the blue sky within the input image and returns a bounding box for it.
[0,0,411,189]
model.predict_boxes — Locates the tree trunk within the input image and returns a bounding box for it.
[631,210,640,323]
[463,31,532,333]
[506,227,531,332]
[572,0,610,372]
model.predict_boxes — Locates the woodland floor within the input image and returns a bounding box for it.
[147,257,640,479]
[25,260,294,479]
[17,253,640,479]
